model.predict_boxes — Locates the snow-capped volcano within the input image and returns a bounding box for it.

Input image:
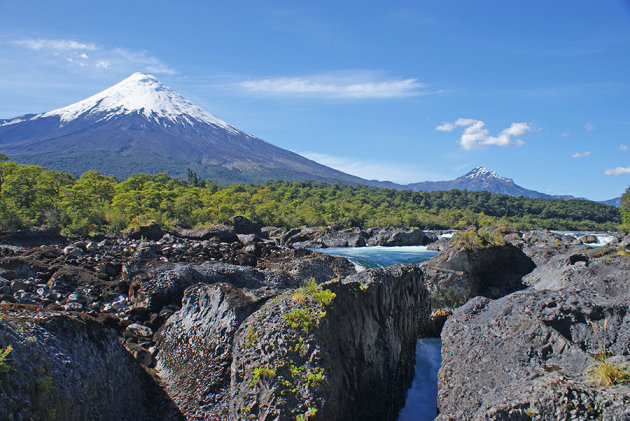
[36,73,237,131]
[0,73,386,186]
[407,166,554,199]
[462,167,510,183]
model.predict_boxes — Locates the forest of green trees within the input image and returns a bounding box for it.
[0,155,624,235]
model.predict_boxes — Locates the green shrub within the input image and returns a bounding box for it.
[0,345,12,374]
[285,309,316,333]
[250,366,277,386]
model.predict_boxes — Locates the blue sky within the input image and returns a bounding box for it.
[1,0,629,200]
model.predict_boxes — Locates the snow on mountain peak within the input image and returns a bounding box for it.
[39,72,237,132]
[462,167,511,182]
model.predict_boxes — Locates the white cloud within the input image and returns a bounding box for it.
[300,151,442,183]
[584,123,596,131]
[7,38,175,75]
[436,118,531,150]
[237,74,425,99]
[604,166,630,176]
[571,151,591,158]
[435,122,455,132]
[619,144,629,151]
[10,39,97,51]
[561,131,570,137]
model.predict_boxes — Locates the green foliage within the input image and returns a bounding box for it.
[292,279,336,307]
[35,375,54,393]
[586,320,630,387]
[0,345,12,374]
[250,366,277,386]
[451,224,512,250]
[244,326,258,348]
[285,309,316,333]
[588,361,630,387]
[305,367,326,388]
[0,159,621,234]
[621,187,630,233]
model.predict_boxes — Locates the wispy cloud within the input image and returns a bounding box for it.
[300,151,442,183]
[604,166,630,176]
[10,39,97,52]
[619,144,629,151]
[435,118,531,150]
[6,38,175,75]
[237,73,427,99]
[435,122,455,132]
[584,123,596,131]
[571,151,591,158]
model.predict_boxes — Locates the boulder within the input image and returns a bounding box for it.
[422,243,535,308]
[128,262,298,311]
[179,225,238,243]
[505,229,578,266]
[0,227,66,248]
[579,234,598,244]
[366,227,437,246]
[155,283,264,419]
[230,215,261,235]
[0,304,182,420]
[426,236,450,252]
[437,250,630,420]
[126,222,165,242]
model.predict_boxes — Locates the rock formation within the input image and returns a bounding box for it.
[437,245,630,420]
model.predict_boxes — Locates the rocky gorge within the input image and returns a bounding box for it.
[0,222,628,420]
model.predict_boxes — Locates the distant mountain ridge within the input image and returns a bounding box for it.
[0,73,621,206]
[406,167,555,199]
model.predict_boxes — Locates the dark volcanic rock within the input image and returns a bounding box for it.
[426,236,451,252]
[437,249,630,420]
[126,222,165,241]
[422,243,535,308]
[230,215,262,235]
[0,304,182,420]
[366,227,437,246]
[179,224,238,243]
[505,229,577,266]
[128,262,297,311]
[155,283,264,419]
[0,227,67,248]
[229,265,430,421]
[281,225,438,248]
[283,226,368,248]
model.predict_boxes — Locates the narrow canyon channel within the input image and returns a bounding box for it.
[316,245,440,421]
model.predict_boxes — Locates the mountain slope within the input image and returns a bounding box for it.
[0,73,394,186]
[599,196,621,207]
[406,167,555,199]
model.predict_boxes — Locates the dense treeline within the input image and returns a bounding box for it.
[622,187,630,233]
[0,157,622,234]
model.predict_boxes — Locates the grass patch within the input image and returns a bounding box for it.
[586,319,630,387]
[588,361,630,386]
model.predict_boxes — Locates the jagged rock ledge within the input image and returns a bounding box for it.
[437,242,630,420]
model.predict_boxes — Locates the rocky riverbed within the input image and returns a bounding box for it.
[0,222,627,420]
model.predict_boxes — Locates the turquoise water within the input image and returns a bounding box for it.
[315,245,441,421]
[315,245,438,269]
